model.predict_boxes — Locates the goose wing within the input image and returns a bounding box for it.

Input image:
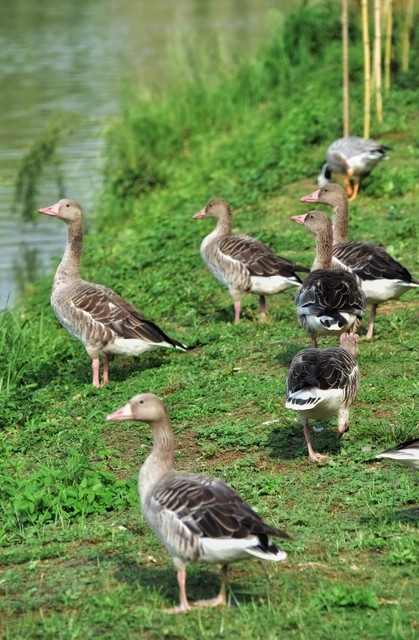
[151,471,289,543]
[68,282,186,348]
[216,235,308,279]
[333,241,418,283]
[296,269,366,317]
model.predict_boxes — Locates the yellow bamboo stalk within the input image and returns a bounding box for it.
[401,0,414,72]
[374,0,383,122]
[384,0,393,95]
[361,0,371,137]
[342,0,350,136]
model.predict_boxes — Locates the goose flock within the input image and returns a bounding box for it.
[38,136,418,612]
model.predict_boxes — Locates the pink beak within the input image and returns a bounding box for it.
[39,202,61,216]
[291,214,307,225]
[192,208,206,219]
[106,402,134,422]
[299,189,321,203]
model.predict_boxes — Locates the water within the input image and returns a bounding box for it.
[0,0,294,307]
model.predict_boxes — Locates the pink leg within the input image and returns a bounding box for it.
[234,299,241,323]
[102,355,110,385]
[259,295,267,322]
[92,358,101,388]
[303,418,328,462]
[310,336,318,348]
[193,565,228,608]
[164,569,191,614]
[365,304,377,340]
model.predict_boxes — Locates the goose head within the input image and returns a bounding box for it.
[106,392,167,424]
[300,183,347,207]
[39,199,83,224]
[193,198,231,220]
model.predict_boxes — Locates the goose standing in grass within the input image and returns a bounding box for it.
[107,392,290,613]
[193,198,309,322]
[291,210,366,347]
[300,183,419,339]
[376,439,419,471]
[39,199,186,387]
[285,333,360,462]
[318,136,390,201]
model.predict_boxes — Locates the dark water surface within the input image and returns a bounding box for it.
[0,0,295,306]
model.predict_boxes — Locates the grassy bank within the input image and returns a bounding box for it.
[1,2,419,638]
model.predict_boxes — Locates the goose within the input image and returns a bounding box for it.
[300,183,419,339]
[285,332,360,462]
[376,439,419,471]
[39,199,186,387]
[290,210,366,347]
[107,392,290,613]
[318,136,390,201]
[193,198,309,322]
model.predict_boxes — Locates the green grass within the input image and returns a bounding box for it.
[1,2,419,638]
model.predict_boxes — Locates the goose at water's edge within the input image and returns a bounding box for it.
[318,136,390,201]
[193,198,309,323]
[39,199,186,387]
[291,210,366,347]
[285,333,360,462]
[107,392,290,613]
[300,183,419,339]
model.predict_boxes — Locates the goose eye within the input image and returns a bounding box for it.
[65,203,70,207]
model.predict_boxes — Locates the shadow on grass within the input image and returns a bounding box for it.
[267,422,342,460]
[391,506,419,526]
[114,559,262,608]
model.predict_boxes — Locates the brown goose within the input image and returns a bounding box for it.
[291,210,366,347]
[107,393,290,613]
[39,199,186,387]
[318,136,390,201]
[285,333,360,462]
[193,198,309,322]
[300,183,419,339]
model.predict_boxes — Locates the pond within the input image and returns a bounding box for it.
[0,0,296,307]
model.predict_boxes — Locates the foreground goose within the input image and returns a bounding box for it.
[291,210,366,347]
[193,198,309,322]
[39,200,186,387]
[300,183,419,339]
[376,439,419,471]
[107,393,290,613]
[285,333,360,462]
[318,136,390,201]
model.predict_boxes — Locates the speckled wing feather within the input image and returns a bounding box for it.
[287,347,358,394]
[151,472,290,545]
[68,282,186,348]
[296,269,366,318]
[216,235,308,279]
[333,241,418,283]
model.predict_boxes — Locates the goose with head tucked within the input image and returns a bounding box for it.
[290,210,366,347]
[318,136,390,201]
[285,332,360,462]
[193,198,309,323]
[107,392,290,613]
[300,183,419,339]
[39,199,186,387]
[376,438,419,471]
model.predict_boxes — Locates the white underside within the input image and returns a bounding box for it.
[361,279,419,304]
[376,452,419,471]
[286,388,344,419]
[200,535,287,563]
[250,275,300,295]
[105,337,172,356]
[299,312,357,335]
